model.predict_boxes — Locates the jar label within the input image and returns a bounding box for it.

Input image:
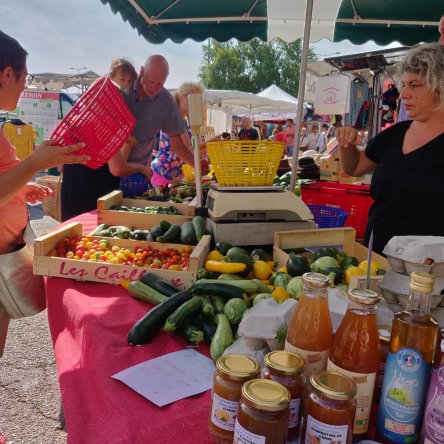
[377,347,431,443]
[210,392,238,431]
[305,414,348,443]
[284,341,329,378]
[421,366,444,444]
[327,359,376,435]
[289,397,301,428]
[234,420,265,444]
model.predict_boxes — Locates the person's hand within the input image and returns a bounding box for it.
[29,140,90,171]
[127,135,139,148]
[138,164,153,181]
[24,183,54,204]
[335,126,361,149]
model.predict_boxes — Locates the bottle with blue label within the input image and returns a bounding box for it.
[377,271,438,444]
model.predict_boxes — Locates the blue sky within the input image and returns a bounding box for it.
[1,0,401,90]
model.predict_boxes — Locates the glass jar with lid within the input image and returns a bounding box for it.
[302,370,357,444]
[234,379,291,444]
[209,354,260,443]
[262,350,306,440]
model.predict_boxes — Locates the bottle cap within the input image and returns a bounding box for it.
[348,288,381,305]
[310,371,357,401]
[378,325,392,343]
[216,354,260,382]
[264,351,306,376]
[302,272,331,288]
[241,379,290,412]
[409,271,434,293]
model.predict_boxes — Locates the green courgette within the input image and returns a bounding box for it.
[163,296,202,332]
[191,216,205,242]
[210,314,234,360]
[210,295,225,314]
[127,281,169,305]
[190,281,246,300]
[127,290,193,345]
[196,279,259,294]
[160,220,172,233]
[140,273,179,297]
[193,312,217,342]
[90,223,109,236]
[195,295,214,316]
[181,222,197,245]
[157,224,181,243]
[149,225,163,239]
[129,229,150,241]
[215,242,233,255]
[177,319,204,344]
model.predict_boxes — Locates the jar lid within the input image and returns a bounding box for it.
[242,379,290,412]
[302,272,331,288]
[348,288,381,305]
[216,354,260,381]
[264,351,306,376]
[310,371,357,401]
[378,325,392,343]
[410,271,434,293]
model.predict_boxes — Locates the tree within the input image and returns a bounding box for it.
[198,38,318,96]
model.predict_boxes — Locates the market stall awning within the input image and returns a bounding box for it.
[257,85,298,105]
[99,0,441,46]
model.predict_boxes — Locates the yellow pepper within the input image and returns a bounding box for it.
[205,260,247,274]
[358,260,384,276]
[207,249,224,262]
[344,266,366,285]
[253,260,273,280]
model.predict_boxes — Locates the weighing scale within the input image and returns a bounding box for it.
[205,184,315,246]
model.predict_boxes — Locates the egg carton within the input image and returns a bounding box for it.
[383,236,444,276]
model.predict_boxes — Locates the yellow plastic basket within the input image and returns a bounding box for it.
[206,140,285,186]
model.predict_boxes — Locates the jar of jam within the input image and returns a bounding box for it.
[262,350,306,440]
[302,371,357,444]
[209,354,260,443]
[234,379,291,444]
[374,324,392,404]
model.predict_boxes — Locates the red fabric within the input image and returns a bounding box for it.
[45,212,213,444]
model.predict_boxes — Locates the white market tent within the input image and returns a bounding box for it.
[257,84,298,105]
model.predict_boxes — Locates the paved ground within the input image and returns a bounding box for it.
[0,205,67,444]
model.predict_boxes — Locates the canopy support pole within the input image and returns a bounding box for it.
[290,0,313,193]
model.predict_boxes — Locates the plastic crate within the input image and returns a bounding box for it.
[207,140,284,186]
[50,77,136,169]
[301,181,373,240]
[119,173,149,198]
[308,205,348,228]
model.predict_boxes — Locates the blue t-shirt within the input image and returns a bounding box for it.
[124,81,185,165]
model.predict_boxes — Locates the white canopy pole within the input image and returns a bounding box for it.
[290,0,313,193]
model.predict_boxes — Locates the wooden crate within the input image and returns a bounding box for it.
[97,190,195,229]
[33,222,210,289]
[273,227,389,292]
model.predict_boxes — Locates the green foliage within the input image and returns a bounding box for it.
[199,38,318,95]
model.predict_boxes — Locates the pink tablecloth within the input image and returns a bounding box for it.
[45,212,213,444]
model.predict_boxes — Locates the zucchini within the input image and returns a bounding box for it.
[197,268,220,280]
[140,273,179,297]
[90,223,109,236]
[177,319,204,344]
[191,216,205,242]
[191,281,246,300]
[127,290,193,345]
[149,225,163,239]
[160,220,172,233]
[115,226,131,239]
[127,281,169,305]
[195,295,214,316]
[251,278,272,294]
[215,242,233,255]
[210,295,225,314]
[197,278,259,294]
[163,296,202,332]
[193,313,217,342]
[129,229,150,241]
[210,314,234,360]
[181,222,197,245]
[217,273,243,281]
[157,224,181,243]
[205,260,247,274]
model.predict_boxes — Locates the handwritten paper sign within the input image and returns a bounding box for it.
[112,349,215,407]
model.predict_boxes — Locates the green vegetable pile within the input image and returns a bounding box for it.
[110,204,181,215]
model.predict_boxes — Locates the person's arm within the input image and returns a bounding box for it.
[108,150,152,179]
[169,132,195,166]
[0,140,89,208]
[336,126,376,177]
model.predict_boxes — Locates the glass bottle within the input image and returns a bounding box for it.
[234,379,291,444]
[208,354,260,443]
[285,272,332,379]
[377,271,438,444]
[302,370,357,444]
[420,328,444,444]
[375,324,393,405]
[262,350,306,440]
[327,288,381,439]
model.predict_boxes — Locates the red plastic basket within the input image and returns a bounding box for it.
[50,77,136,169]
[301,181,373,240]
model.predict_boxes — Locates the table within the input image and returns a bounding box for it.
[45,211,213,444]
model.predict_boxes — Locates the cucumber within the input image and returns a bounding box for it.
[193,312,217,342]
[164,296,202,332]
[160,220,172,233]
[127,281,169,305]
[90,223,109,236]
[127,290,193,345]
[191,216,205,242]
[177,319,204,344]
[195,295,214,316]
[140,273,179,297]
[150,225,163,239]
[210,314,234,360]
[181,222,197,245]
[156,224,181,243]
[197,279,259,294]
[190,281,246,300]
[210,295,225,314]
